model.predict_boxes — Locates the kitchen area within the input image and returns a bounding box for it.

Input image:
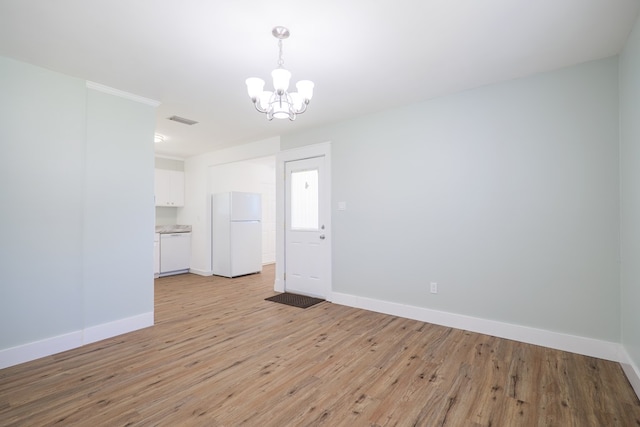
[154,158,191,278]
[154,155,276,279]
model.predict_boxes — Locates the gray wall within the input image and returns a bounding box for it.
[0,56,155,351]
[1,56,86,346]
[84,89,156,326]
[620,15,640,372]
[281,57,621,342]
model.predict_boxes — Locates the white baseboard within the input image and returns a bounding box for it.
[0,312,154,370]
[619,348,640,398]
[83,312,154,345]
[0,331,83,370]
[330,292,622,362]
[189,268,213,276]
[331,292,640,399]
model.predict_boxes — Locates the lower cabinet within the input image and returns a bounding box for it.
[159,232,191,276]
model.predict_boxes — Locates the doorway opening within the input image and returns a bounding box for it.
[208,156,277,272]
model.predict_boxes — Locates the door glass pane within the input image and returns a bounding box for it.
[290,169,319,230]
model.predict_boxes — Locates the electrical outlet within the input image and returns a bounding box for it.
[430,282,438,294]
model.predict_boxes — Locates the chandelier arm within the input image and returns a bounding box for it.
[252,100,268,114]
[293,102,308,115]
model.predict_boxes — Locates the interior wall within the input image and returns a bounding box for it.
[0,56,156,365]
[620,14,640,381]
[83,88,156,327]
[0,56,86,350]
[155,207,178,226]
[281,57,621,342]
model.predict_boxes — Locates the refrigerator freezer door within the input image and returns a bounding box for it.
[230,221,262,277]
[230,192,261,221]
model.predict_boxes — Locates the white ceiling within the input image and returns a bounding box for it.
[1,1,639,159]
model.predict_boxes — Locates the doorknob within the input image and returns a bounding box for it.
[319,235,325,240]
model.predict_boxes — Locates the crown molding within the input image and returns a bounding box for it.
[154,153,185,161]
[86,81,160,107]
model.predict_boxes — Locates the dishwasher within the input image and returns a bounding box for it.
[159,232,191,276]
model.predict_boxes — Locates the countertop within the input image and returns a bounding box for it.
[155,225,192,234]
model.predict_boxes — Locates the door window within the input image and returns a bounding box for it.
[290,169,319,231]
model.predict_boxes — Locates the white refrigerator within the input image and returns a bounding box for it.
[212,191,262,277]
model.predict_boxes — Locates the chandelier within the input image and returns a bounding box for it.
[246,26,314,121]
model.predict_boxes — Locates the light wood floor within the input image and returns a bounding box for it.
[1,265,639,426]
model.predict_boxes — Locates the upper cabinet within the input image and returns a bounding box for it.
[155,169,184,207]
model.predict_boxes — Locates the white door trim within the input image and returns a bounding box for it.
[275,142,332,300]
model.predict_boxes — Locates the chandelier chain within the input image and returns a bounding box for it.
[277,39,284,67]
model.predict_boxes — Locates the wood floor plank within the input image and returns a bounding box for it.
[1,264,639,426]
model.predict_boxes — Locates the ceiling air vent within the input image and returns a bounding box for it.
[168,115,198,126]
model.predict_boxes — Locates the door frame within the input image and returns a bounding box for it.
[275,142,332,300]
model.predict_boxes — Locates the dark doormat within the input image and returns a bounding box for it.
[265,292,325,308]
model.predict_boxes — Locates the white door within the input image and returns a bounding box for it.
[285,156,329,298]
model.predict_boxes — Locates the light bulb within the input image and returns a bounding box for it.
[246,78,265,100]
[271,68,291,94]
[296,80,314,101]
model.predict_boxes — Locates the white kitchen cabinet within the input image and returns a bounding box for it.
[159,232,191,276]
[154,169,184,207]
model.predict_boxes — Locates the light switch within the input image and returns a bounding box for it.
[338,201,347,211]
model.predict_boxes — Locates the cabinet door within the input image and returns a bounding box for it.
[154,169,184,207]
[154,169,171,206]
[160,233,191,273]
[169,170,184,206]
